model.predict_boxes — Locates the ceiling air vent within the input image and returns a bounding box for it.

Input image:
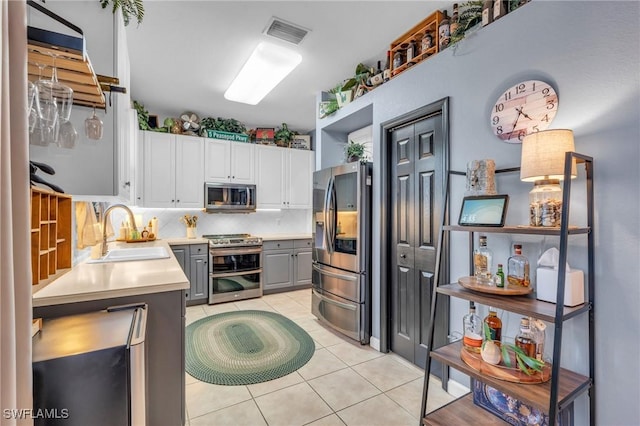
[263,17,309,45]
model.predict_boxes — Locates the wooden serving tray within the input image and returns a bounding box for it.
[458,276,532,296]
[460,346,550,384]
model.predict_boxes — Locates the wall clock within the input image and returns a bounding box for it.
[490,80,558,143]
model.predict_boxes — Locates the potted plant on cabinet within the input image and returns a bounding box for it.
[274,123,295,148]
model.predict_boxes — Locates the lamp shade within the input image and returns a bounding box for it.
[520,129,577,182]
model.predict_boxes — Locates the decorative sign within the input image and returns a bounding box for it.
[255,128,275,144]
[205,129,249,142]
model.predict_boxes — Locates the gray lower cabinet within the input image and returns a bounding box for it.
[263,239,312,294]
[172,244,208,305]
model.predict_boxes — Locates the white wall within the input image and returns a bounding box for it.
[318,1,639,424]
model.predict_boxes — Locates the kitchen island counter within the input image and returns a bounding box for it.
[33,239,189,307]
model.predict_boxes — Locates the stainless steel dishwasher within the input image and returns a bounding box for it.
[32,304,147,426]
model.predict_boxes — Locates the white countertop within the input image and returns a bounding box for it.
[33,240,189,307]
[259,234,312,241]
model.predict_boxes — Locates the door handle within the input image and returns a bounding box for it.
[313,263,357,281]
[313,290,357,311]
[400,254,407,259]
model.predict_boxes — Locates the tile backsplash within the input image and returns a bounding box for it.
[74,205,312,264]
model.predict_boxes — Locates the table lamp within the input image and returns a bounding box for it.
[520,129,577,227]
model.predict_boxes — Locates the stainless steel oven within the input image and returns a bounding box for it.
[204,234,263,304]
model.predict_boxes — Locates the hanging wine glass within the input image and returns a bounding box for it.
[85,106,103,140]
[36,53,74,145]
[29,63,48,146]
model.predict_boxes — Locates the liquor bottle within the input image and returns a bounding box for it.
[438,10,450,51]
[531,318,546,361]
[406,40,417,65]
[383,52,391,82]
[494,263,505,288]
[421,31,433,54]
[450,3,460,37]
[482,0,494,26]
[484,308,502,343]
[473,235,493,283]
[463,305,483,353]
[515,317,536,358]
[507,244,530,287]
[493,0,508,20]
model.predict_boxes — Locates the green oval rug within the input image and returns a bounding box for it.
[185,310,315,385]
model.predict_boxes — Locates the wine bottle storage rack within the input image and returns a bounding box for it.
[31,187,72,285]
[389,10,444,78]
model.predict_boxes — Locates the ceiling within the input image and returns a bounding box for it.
[125,1,448,134]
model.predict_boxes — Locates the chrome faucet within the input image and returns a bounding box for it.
[101,204,138,256]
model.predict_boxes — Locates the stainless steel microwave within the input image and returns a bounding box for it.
[204,182,256,213]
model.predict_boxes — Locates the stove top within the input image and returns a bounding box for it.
[202,234,262,247]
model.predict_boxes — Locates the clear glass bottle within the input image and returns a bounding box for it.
[515,317,536,358]
[474,235,493,283]
[392,50,404,70]
[529,179,563,227]
[463,305,483,353]
[483,308,502,343]
[531,318,547,361]
[493,263,505,288]
[507,244,530,287]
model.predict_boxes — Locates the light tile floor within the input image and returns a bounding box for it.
[185,289,455,426]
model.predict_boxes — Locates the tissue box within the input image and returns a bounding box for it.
[536,267,584,307]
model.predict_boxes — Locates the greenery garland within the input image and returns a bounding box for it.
[100,0,144,26]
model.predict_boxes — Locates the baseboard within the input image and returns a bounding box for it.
[447,378,470,398]
[369,336,381,351]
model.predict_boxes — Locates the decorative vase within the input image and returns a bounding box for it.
[186,227,197,239]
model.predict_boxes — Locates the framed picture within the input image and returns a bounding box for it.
[291,135,311,150]
[255,127,275,145]
[147,115,159,129]
[458,195,509,227]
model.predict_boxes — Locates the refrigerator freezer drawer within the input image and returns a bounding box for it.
[312,262,362,302]
[312,289,369,344]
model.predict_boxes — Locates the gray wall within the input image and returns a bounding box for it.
[316,1,639,424]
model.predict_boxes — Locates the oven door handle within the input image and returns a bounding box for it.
[209,247,263,256]
[210,269,262,279]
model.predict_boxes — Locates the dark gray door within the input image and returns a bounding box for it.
[390,113,446,369]
[190,253,208,301]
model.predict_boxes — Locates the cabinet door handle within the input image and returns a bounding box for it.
[227,176,231,179]
[171,199,175,203]
[177,199,180,203]
[400,254,407,259]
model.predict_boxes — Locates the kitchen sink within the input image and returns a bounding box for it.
[87,246,170,263]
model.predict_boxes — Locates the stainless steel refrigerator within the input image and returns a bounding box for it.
[311,161,372,344]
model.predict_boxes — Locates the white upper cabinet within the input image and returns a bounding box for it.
[205,139,255,183]
[142,132,204,208]
[255,145,314,209]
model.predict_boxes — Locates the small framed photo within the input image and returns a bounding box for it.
[255,127,275,145]
[147,115,159,129]
[458,195,509,227]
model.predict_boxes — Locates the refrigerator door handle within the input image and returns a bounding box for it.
[325,176,335,254]
[313,289,357,311]
[313,263,358,281]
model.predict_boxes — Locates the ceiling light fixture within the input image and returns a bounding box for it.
[224,41,302,105]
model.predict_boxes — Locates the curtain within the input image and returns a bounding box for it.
[0,0,33,425]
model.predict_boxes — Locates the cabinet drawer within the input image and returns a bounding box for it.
[190,244,208,255]
[263,240,294,250]
[294,239,312,249]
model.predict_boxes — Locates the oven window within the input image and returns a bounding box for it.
[212,273,261,293]
[211,253,260,274]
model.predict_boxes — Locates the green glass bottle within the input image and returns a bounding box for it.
[494,263,505,288]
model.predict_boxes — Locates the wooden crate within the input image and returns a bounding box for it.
[390,10,444,78]
[30,187,72,285]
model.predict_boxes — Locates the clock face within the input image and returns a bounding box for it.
[490,80,558,143]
